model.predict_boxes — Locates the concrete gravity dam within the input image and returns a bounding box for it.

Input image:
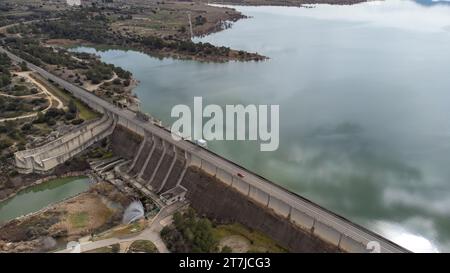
[1,46,410,253]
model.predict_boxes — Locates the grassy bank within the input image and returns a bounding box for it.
[30,73,99,121]
[213,223,287,253]
[127,240,158,253]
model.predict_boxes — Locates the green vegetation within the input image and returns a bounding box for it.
[33,107,65,126]
[161,208,218,253]
[0,53,12,88]
[0,119,36,181]
[86,243,120,253]
[4,37,134,103]
[69,211,89,229]
[160,208,286,253]
[94,221,145,241]
[59,15,228,57]
[4,38,128,84]
[194,15,207,26]
[127,240,158,253]
[0,119,48,155]
[20,61,28,72]
[33,105,84,126]
[0,95,48,119]
[86,146,113,160]
[32,9,259,62]
[85,62,129,85]
[36,10,115,44]
[6,24,36,35]
[213,223,287,253]
[31,74,99,121]
[0,2,56,28]
[140,36,231,58]
[4,37,88,69]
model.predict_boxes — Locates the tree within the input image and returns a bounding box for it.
[111,244,120,253]
[194,16,206,26]
[68,99,77,114]
[46,118,56,126]
[0,75,11,88]
[21,123,33,132]
[162,208,218,253]
[45,108,64,119]
[221,246,233,253]
[65,111,76,120]
[34,112,45,123]
[20,61,28,71]
[71,118,84,125]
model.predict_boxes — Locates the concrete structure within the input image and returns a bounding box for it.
[15,111,116,173]
[160,185,187,205]
[1,47,410,253]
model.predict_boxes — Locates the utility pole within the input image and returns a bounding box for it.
[187,12,194,40]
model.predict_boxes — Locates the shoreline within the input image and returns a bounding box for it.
[204,0,368,8]
[0,187,92,229]
[46,38,267,63]
[0,171,90,204]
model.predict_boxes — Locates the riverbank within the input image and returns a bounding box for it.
[0,154,90,201]
[0,175,91,225]
[28,3,267,63]
[0,172,89,204]
[0,182,130,253]
[43,35,267,63]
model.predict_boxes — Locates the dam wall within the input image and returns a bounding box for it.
[4,45,407,253]
[111,125,340,252]
[110,125,142,160]
[110,126,373,253]
[180,167,339,253]
[185,154,374,253]
[15,112,116,173]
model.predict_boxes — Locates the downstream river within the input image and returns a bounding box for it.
[72,0,450,252]
[0,176,90,224]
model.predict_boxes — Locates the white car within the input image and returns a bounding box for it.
[195,139,207,148]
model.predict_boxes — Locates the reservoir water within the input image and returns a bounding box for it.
[72,0,450,252]
[0,176,90,224]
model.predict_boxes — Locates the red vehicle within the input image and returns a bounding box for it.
[237,173,245,178]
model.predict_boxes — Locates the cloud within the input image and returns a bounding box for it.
[383,188,450,216]
[223,0,450,33]
[373,220,439,252]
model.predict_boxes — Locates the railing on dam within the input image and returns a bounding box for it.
[15,112,116,173]
[0,47,410,253]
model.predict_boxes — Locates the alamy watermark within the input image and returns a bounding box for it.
[170,97,279,152]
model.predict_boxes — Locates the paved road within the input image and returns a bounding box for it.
[0,47,410,253]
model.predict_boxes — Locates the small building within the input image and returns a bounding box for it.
[160,185,187,205]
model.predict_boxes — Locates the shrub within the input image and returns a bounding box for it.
[65,111,76,120]
[71,118,84,125]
